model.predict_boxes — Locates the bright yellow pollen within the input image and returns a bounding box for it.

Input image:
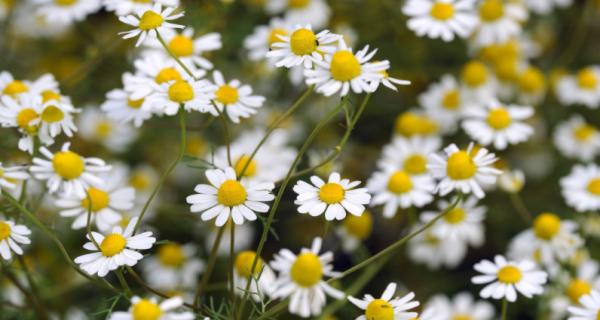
[138,10,164,31]
[330,50,361,82]
[442,90,461,110]
[158,243,186,267]
[132,299,162,320]
[394,112,438,137]
[343,211,373,239]
[446,151,477,180]
[494,57,518,82]
[0,221,11,241]
[587,179,600,196]
[577,68,598,89]
[430,2,455,20]
[268,28,288,47]
[55,0,77,5]
[574,124,597,141]
[387,171,413,194]
[452,315,473,320]
[217,180,247,207]
[52,151,85,180]
[462,61,488,87]
[3,80,28,96]
[16,108,39,133]
[235,251,263,278]
[365,299,394,320]
[289,0,310,8]
[533,213,561,240]
[168,81,194,103]
[290,253,323,287]
[497,265,522,284]
[289,28,317,56]
[41,90,61,103]
[130,172,150,190]
[95,121,112,138]
[566,279,592,303]
[487,108,512,130]
[444,207,466,224]
[403,154,427,175]
[319,183,345,204]
[128,98,144,109]
[81,188,110,212]
[132,0,152,2]
[479,0,504,22]
[41,105,64,123]
[234,155,257,177]
[155,67,183,84]
[519,68,545,93]
[100,234,127,257]
[168,35,194,57]
[215,85,239,104]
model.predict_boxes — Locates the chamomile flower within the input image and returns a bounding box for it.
[103,0,179,16]
[553,116,600,162]
[244,18,290,61]
[0,217,31,260]
[74,217,156,277]
[348,282,419,320]
[0,93,50,153]
[305,41,389,96]
[101,86,153,128]
[378,136,441,175]
[266,24,340,68]
[568,290,600,320]
[408,225,468,269]
[561,164,600,212]
[270,237,344,318]
[37,90,79,142]
[419,75,468,133]
[556,66,600,109]
[232,250,276,301]
[462,99,534,150]
[0,72,58,98]
[0,163,29,190]
[293,172,371,221]
[186,167,275,226]
[472,0,528,46]
[393,110,440,138]
[403,0,479,42]
[30,143,111,197]
[335,210,373,252]
[77,107,138,153]
[424,292,495,320]
[141,243,205,291]
[428,143,501,198]
[109,296,193,320]
[119,4,184,47]
[264,0,331,29]
[32,0,102,25]
[205,71,265,123]
[460,60,497,101]
[146,78,214,115]
[497,169,525,193]
[524,0,572,15]
[149,28,222,70]
[549,261,600,319]
[421,196,485,247]
[516,66,547,105]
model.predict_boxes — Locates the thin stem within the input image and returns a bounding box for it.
[501,298,508,320]
[85,192,100,249]
[230,224,236,313]
[115,269,132,296]
[156,31,197,80]
[214,104,232,166]
[125,267,195,309]
[510,193,532,223]
[1,264,49,320]
[133,109,187,233]
[194,226,226,308]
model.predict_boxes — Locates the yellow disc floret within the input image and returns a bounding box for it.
[330,50,361,82]
[430,2,455,20]
[234,155,257,177]
[289,0,310,8]
[444,207,466,224]
[128,98,144,109]
[574,124,597,142]
[41,106,65,123]
[387,171,413,194]
[446,151,477,180]
[394,112,438,137]
[289,28,317,56]
[566,278,592,303]
[155,68,183,84]
[577,68,598,90]
[319,183,345,204]
[290,252,323,287]
[168,35,194,57]
[518,67,545,93]
[343,211,373,240]
[487,107,512,130]
[268,28,288,47]
[55,0,77,5]
[0,221,11,241]
[215,85,239,104]
[81,188,110,212]
[158,243,186,267]
[132,299,162,320]
[479,0,504,22]
[365,299,394,320]
[217,180,247,207]
[403,154,427,175]
[587,178,600,196]
[100,234,127,257]
[16,108,39,134]
[497,265,522,284]
[41,90,61,103]
[235,251,263,278]
[462,61,488,87]
[442,90,461,110]
[52,151,85,180]
[533,213,561,240]
[168,81,194,103]
[3,80,28,96]
[138,10,164,31]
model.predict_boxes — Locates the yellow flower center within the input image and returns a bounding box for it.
[365,299,394,320]
[430,2,455,20]
[158,243,185,267]
[487,108,512,130]
[587,178,600,196]
[494,57,518,82]
[155,67,183,84]
[343,211,373,239]
[442,90,461,110]
[462,61,488,87]
[519,68,545,93]
[289,0,309,8]
[330,50,362,82]
[574,124,597,141]
[566,279,592,303]
[52,151,85,180]
[168,81,194,103]
[289,28,317,56]
[130,172,151,190]
[290,253,323,287]
[168,35,194,57]
[403,154,427,175]
[132,299,162,320]
[95,121,112,138]
[234,155,257,178]
[453,315,473,320]
[41,105,65,123]
[55,0,77,5]
[446,151,477,180]
[577,68,598,90]
[444,207,466,224]
[597,310,600,320]
[387,171,413,194]
[319,182,345,204]
[479,0,504,22]
[186,136,206,155]
[100,234,127,257]
[394,112,438,137]
[215,85,239,105]
[0,221,11,241]
[128,98,144,109]
[81,187,110,212]
[138,10,164,31]
[497,265,522,284]
[268,28,288,47]
[235,251,263,278]
[41,90,61,103]
[217,180,247,207]
[533,213,561,240]
[16,108,39,134]
[3,80,28,96]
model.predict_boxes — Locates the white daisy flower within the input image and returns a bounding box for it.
[556,66,600,109]
[377,135,441,175]
[148,28,221,70]
[0,93,51,154]
[348,282,419,320]
[419,75,468,133]
[428,143,501,198]
[408,226,467,269]
[549,260,600,319]
[472,255,547,302]
[146,78,214,115]
[293,172,371,221]
[10,4,71,39]
[74,217,156,277]
[32,0,102,25]
[553,116,600,162]
[270,237,344,318]
[305,41,389,96]
[109,296,193,320]
[497,169,525,193]
[186,166,275,226]
[424,292,495,320]
[266,24,340,68]
[561,164,600,212]
[403,0,479,42]
[421,196,485,247]
[0,163,29,190]
[568,290,600,320]
[103,0,179,16]
[243,18,290,61]
[335,210,373,253]
[0,72,58,98]
[205,70,265,123]
[30,142,111,198]
[516,66,547,106]
[119,4,184,47]
[524,0,572,15]
[264,0,331,29]
[141,243,205,291]
[77,107,138,153]
[232,250,276,301]
[472,0,528,46]
[101,85,153,128]
[460,60,497,101]
[37,90,79,142]
[462,99,534,150]
[393,110,440,138]
[0,217,31,260]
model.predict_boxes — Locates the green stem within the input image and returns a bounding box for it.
[230,224,236,313]
[115,269,132,296]
[1,264,49,320]
[194,226,226,308]
[125,267,195,309]
[85,192,100,249]
[214,105,232,166]
[509,193,532,223]
[501,298,508,320]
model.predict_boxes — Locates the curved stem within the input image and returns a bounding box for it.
[115,269,132,297]
[156,31,197,80]
[509,193,532,223]
[194,226,226,308]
